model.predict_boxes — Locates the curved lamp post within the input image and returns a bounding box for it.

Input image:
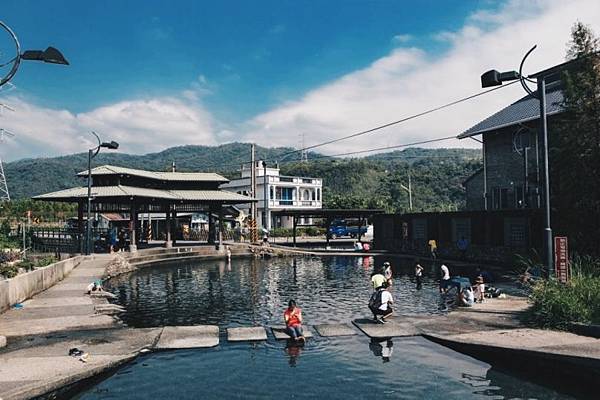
[481,45,553,277]
[0,20,69,88]
[86,132,118,255]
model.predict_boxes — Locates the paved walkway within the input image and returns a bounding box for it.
[0,255,117,338]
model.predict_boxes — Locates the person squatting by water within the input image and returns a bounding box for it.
[371,266,387,290]
[415,262,424,290]
[284,299,305,342]
[368,281,394,324]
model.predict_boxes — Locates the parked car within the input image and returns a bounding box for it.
[328,223,368,239]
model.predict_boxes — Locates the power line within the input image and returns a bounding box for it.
[204,81,515,172]
[205,135,478,172]
[275,80,519,160]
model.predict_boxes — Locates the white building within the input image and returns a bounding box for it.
[221,161,322,229]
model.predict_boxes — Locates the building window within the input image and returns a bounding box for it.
[312,191,316,201]
[317,188,321,201]
[270,186,274,200]
[277,187,294,205]
[302,178,313,184]
[303,189,310,200]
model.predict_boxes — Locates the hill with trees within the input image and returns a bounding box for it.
[3,143,481,218]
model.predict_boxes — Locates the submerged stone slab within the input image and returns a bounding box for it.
[353,318,420,338]
[271,326,314,340]
[156,325,219,349]
[314,323,357,337]
[227,327,267,342]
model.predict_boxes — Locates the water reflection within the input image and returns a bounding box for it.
[368,337,394,363]
[285,341,304,367]
[107,256,444,328]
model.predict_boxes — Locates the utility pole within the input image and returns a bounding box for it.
[399,172,413,212]
[263,161,269,231]
[408,172,413,211]
[250,143,257,221]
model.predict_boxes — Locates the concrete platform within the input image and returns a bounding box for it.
[314,323,357,337]
[156,325,219,349]
[353,318,420,338]
[270,326,313,340]
[227,327,267,342]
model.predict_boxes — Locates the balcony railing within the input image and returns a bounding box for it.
[269,200,321,207]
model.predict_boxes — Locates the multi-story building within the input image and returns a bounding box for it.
[221,161,323,229]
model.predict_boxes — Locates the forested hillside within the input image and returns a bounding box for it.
[4,143,481,214]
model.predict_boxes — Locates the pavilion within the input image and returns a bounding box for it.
[33,165,255,251]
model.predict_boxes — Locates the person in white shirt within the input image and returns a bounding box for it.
[473,275,485,303]
[368,281,394,323]
[439,264,450,293]
[415,262,424,289]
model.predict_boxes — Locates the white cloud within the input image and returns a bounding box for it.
[242,0,600,155]
[392,34,413,44]
[0,96,215,161]
[3,0,600,162]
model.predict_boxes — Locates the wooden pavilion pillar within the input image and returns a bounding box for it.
[208,205,216,245]
[129,203,138,252]
[165,206,172,248]
[172,209,178,246]
[358,216,364,242]
[217,203,224,250]
[325,216,332,248]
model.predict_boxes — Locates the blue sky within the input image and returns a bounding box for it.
[1,0,599,160]
[2,0,485,119]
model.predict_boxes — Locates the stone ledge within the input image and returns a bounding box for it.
[270,326,313,340]
[353,318,420,338]
[314,323,357,337]
[227,327,267,342]
[155,325,219,349]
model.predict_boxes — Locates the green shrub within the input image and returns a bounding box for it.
[0,263,19,278]
[527,275,600,328]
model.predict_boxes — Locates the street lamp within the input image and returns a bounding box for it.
[0,21,69,88]
[481,45,553,277]
[86,131,118,255]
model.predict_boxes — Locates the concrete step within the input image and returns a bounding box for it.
[227,327,267,342]
[155,325,219,349]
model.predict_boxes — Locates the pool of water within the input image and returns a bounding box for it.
[106,255,447,328]
[74,336,574,400]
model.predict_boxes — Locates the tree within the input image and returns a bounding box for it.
[553,22,600,254]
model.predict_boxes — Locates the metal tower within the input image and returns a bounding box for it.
[0,103,15,201]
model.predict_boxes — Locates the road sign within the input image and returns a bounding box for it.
[554,236,569,283]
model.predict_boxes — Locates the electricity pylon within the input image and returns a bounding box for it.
[0,103,15,201]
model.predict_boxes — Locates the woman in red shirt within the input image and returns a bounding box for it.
[284,299,305,342]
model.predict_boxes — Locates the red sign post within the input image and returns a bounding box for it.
[554,236,569,283]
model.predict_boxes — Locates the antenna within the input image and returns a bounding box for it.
[0,103,15,201]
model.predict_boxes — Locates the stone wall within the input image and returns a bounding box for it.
[104,254,136,278]
[0,256,84,313]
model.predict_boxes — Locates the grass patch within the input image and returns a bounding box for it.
[525,255,600,328]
